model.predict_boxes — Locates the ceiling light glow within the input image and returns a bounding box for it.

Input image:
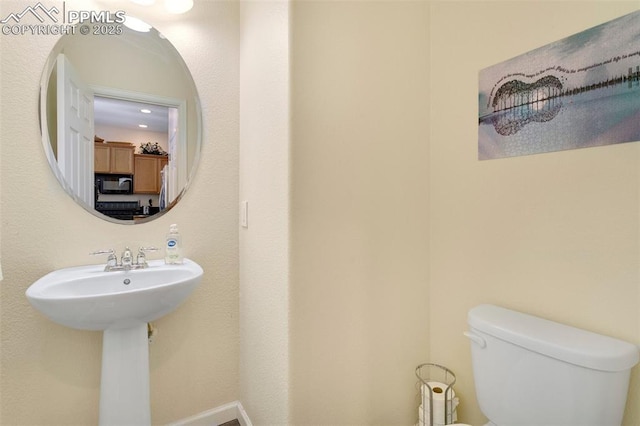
[139,124,148,128]
[123,16,152,32]
[164,0,193,14]
[140,109,152,114]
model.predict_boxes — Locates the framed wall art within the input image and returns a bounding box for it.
[479,10,640,160]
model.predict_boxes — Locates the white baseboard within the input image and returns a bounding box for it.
[167,401,252,426]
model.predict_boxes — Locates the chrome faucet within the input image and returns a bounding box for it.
[91,247,158,271]
[121,247,133,270]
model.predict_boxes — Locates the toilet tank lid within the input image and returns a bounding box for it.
[468,304,639,372]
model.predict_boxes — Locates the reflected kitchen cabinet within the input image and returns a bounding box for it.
[94,142,135,174]
[134,154,168,194]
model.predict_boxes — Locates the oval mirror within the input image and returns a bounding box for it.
[40,21,202,224]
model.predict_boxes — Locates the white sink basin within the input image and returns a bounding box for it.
[26,257,203,425]
[26,258,203,330]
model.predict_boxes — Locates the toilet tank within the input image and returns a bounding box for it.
[465,304,639,426]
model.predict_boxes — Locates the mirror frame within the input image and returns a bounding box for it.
[39,24,202,225]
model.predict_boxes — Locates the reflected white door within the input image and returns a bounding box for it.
[57,54,95,207]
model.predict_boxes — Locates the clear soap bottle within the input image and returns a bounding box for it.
[164,224,183,264]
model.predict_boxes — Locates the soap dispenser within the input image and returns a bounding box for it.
[164,224,183,264]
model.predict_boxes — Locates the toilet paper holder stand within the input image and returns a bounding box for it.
[415,363,457,426]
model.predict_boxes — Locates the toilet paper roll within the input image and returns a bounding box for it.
[418,404,458,426]
[421,381,455,400]
[419,381,458,426]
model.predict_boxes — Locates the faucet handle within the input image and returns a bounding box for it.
[90,249,115,256]
[136,246,158,267]
[90,249,117,271]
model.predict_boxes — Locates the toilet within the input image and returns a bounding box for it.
[464,304,639,426]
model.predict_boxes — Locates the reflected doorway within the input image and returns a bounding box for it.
[93,95,182,220]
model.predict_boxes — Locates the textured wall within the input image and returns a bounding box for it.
[239,1,291,424]
[0,1,240,424]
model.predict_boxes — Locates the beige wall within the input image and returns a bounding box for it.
[430,2,640,425]
[2,1,640,425]
[93,126,168,152]
[289,1,639,425]
[0,1,239,424]
[290,2,430,423]
[239,1,291,424]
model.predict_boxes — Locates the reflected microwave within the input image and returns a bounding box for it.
[95,174,133,195]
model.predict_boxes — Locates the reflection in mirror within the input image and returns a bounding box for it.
[40,23,201,224]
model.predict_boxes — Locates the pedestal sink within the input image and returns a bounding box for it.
[26,258,203,425]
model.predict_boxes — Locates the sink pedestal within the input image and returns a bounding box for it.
[26,258,203,424]
[99,324,151,425]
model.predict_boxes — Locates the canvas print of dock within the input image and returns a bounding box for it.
[478,10,640,160]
